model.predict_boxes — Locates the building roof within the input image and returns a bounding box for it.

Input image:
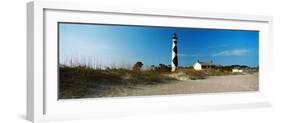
[195,60,216,66]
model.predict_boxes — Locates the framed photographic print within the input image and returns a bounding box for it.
[27,1,273,122]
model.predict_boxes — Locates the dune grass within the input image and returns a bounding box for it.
[59,65,175,99]
[176,68,237,80]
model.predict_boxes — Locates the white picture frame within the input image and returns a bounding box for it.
[27,1,273,122]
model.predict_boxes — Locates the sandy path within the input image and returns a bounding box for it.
[124,73,258,96]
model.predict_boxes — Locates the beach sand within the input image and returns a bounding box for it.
[122,72,259,96]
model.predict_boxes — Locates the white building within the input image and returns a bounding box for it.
[193,60,216,70]
[232,68,243,73]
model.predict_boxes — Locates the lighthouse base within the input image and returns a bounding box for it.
[171,67,176,72]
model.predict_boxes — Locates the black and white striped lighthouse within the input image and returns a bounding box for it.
[171,33,178,72]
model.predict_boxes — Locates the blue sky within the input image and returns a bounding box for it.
[59,23,259,67]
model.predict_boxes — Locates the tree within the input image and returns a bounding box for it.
[150,65,156,71]
[133,61,143,71]
[159,64,171,72]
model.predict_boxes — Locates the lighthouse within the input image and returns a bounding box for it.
[171,33,178,72]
